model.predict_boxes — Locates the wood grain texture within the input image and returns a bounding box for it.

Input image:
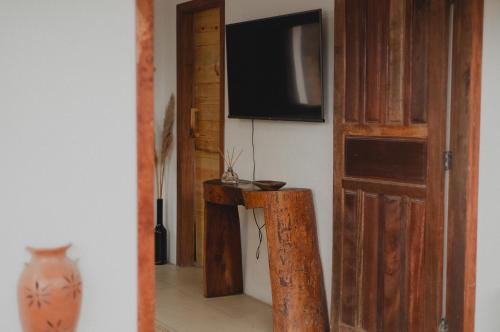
[193,8,222,266]
[203,181,329,331]
[136,0,155,331]
[177,0,225,267]
[177,4,195,266]
[387,0,406,124]
[336,191,430,332]
[408,200,425,332]
[422,0,449,329]
[446,0,484,331]
[202,180,245,296]
[341,191,359,326]
[382,196,403,332]
[408,0,430,124]
[244,189,329,332]
[365,0,389,124]
[343,124,428,139]
[333,0,449,330]
[345,137,427,184]
[203,202,243,297]
[345,0,366,123]
[343,178,426,199]
[360,194,379,331]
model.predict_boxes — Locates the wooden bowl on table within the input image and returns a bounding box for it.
[253,180,287,191]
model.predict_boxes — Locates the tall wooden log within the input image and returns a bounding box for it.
[244,189,329,332]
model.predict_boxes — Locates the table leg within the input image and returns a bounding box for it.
[245,190,329,331]
[203,202,243,297]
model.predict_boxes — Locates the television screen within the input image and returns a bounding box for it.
[226,10,324,122]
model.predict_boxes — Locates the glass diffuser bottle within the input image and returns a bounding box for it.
[219,148,242,185]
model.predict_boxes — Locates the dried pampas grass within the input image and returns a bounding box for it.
[155,95,175,199]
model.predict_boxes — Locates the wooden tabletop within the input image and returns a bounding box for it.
[204,179,258,191]
[203,179,309,206]
[204,179,308,191]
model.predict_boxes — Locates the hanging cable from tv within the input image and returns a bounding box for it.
[251,120,266,260]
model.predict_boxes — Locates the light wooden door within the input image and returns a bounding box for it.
[333,0,450,331]
[192,7,223,266]
[177,0,225,267]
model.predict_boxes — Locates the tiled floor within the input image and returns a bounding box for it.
[156,265,273,332]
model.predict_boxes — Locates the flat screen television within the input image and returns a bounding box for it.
[226,10,324,122]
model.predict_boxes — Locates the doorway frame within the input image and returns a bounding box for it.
[136,0,155,331]
[176,0,226,267]
[446,0,484,331]
[136,0,484,330]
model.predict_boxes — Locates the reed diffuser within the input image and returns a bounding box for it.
[219,148,242,184]
[154,95,175,265]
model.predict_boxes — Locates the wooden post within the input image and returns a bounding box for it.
[203,202,243,297]
[136,0,155,331]
[446,0,484,330]
[244,189,329,332]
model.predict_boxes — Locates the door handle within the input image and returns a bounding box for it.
[190,107,200,138]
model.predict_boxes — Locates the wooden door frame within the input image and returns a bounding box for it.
[135,0,226,329]
[176,0,225,267]
[136,0,483,330]
[136,0,155,331]
[446,0,484,331]
[331,0,484,331]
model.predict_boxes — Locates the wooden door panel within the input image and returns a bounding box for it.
[343,0,439,128]
[193,8,220,47]
[194,83,220,105]
[338,192,427,331]
[408,200,426,332]
[408,0,430,124]
[333,0,449,329]
[382,196,403,332]
[345,137,427,184]
[194,48,221,84]
[193,7,222,266]
[177,0,225,267]
[387,0,406,124]
[340,191,359,327]
[361,193,379,332]
[365,0,388,124]
[344,0,366,123]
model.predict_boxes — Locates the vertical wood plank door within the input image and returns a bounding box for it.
[177,0,225,267]
[192,8,222,266]
[333,0,450,331]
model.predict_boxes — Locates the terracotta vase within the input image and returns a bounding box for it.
[17,244,82,332]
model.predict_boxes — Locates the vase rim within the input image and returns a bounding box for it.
[26,243,72,256]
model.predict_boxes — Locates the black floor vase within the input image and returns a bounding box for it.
[155,198,168,265]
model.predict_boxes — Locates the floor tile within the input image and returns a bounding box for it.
[156,265,273,332]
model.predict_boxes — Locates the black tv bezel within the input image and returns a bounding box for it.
[226,9,325,123]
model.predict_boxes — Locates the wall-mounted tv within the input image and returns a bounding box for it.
[226,10,324,122]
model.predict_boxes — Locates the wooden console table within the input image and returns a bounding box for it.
[203,180,329,331]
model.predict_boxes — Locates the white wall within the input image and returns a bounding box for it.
[0,1,137,331]
[225,0,334,306]
[475,0,500,330]
[154,0,334,307]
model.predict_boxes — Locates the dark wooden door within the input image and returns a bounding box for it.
[332,0,450,331]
